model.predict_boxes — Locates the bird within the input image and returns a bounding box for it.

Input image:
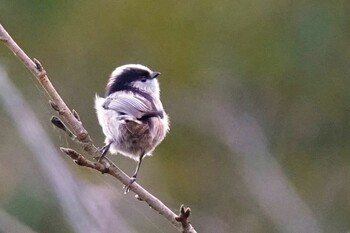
[95,64,169,193]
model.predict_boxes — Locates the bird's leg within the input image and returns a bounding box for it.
[124,153,145,193]
[98,141,112,162]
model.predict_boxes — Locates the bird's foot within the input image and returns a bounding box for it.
[98,143,111,162]
[123,176,137,194]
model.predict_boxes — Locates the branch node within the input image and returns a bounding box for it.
[175,204,192,230]
[51,116,75,139]
[33,58,47,81]
[33,58,43,71]
[72,109,81,121]
[49,100,59,111]
[51,116,66,131]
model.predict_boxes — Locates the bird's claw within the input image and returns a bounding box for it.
[123,176,136,194]
[98,142,111,162]
[97,149,106,162]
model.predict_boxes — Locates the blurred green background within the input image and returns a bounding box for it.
[1,1,350,233]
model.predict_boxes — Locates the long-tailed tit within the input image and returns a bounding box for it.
[95,64,169,193]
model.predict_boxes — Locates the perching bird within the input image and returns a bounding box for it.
[95,64,169,193]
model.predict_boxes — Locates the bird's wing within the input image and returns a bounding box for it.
[103,93,153,120]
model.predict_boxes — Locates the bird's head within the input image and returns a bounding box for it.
[106,64,161,98]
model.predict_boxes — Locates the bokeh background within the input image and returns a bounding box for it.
[0,1,350,233]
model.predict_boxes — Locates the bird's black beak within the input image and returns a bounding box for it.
[150,71,160,79]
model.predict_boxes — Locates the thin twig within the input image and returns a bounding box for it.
[0,23,196,233]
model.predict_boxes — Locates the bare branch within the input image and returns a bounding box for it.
[0,23,196,233]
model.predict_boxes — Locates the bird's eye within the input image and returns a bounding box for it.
[141,77,147,82]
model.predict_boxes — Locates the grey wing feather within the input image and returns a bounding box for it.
[103,94,152,120]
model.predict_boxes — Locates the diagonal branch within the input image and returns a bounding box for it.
[0,23,196,233]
